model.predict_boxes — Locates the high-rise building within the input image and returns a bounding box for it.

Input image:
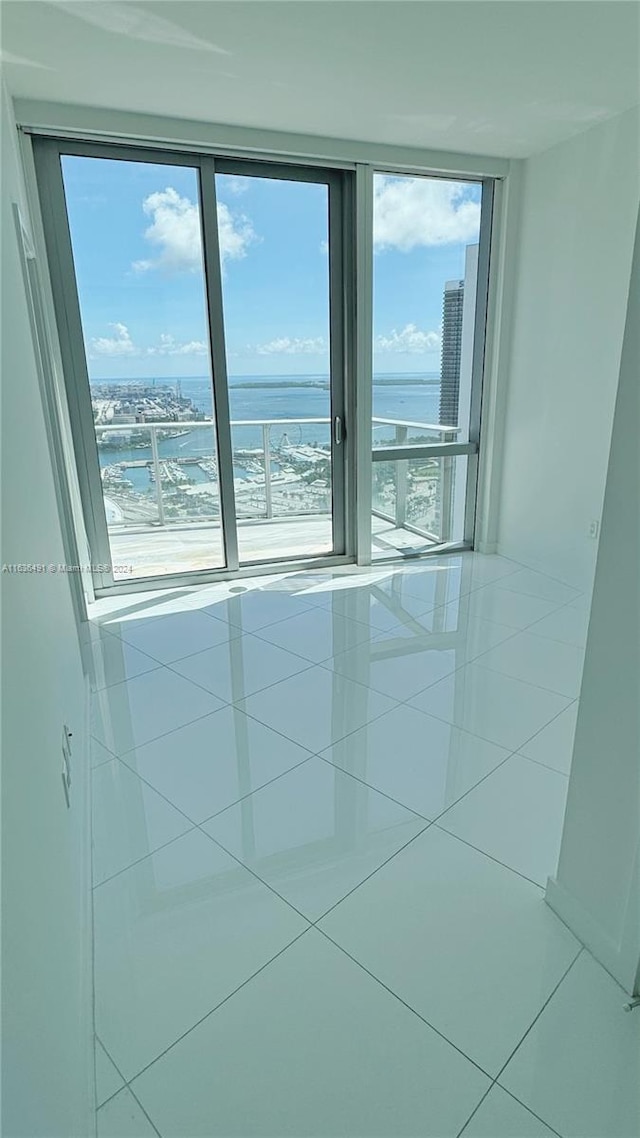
[439,278,465,426]
[439,244,479,428]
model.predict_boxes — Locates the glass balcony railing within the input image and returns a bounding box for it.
[95,415,460,550]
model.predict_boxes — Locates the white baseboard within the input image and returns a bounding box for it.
[83,673,98,1134]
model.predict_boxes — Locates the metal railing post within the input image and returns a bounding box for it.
[439,429,454,542]
[262,423,273,519]
[395,424,408,529]
[149,425,166,527]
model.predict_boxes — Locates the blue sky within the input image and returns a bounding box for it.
[62,156,481,380]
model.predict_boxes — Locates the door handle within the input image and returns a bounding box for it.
[334,415,344,445]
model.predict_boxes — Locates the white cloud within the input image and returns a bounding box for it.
[88,326,208,359]
[216,201,256,266]
[222,175,250,196]
[90,323,136,356]
[146,334,208,357]
[256,336,327,356]
[375,324,441,354]
[374,177,480,252]
[132,188,256,274]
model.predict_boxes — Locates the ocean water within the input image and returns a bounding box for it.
[94,374,443,484]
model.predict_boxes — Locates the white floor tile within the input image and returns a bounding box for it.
[399,554,520,605]
[519,703,578,775]
[386,560,472,608]
[426,610,519,658]
[450,553,522,588]
[92,760,192,885]
[501,951,640,1138]
[461,1085,557,1136]
[131,928,490,1137]
[96,1087,158,1138]
[527,602,591,648]
[170,631,311,700]
[86,557,614,1134]
[94,829,306,1081]
[89,632,160,691]
[254,605,374,662]
[202,757,426,919]
[563,593,592,614]
[101,608,242,665]
[438,754,568,886]
[409,663,571,751]
[91,667,224,755]
[324,610,517,700]
[237,666,397,751]
[275,565,398,606]
[475,631,584,698]
[497,568,581,605]
[120,707,313,823]
[321,633,460,700]
[438,585,562,632]
[200,587,315,631]
[320,826,579,1075]
[310,581,438,631]
[320,705,511,819]
[95,1039,125,1108]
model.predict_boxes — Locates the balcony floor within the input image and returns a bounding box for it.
[107,515,439,580]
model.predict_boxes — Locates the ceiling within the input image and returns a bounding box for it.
[2,1,639,159]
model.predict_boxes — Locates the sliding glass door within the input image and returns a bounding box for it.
[34,140,347,591]
[214,163,344,566]
[371,172,492,559]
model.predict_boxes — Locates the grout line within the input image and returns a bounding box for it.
[498,696,578,756]
[92,822,199,890]
[315,744,515,827]
[189,753,317,825]
[430,823,547,891]
[308,820,435,925]
[492,1086,564,1138]
[95,1036,163,1136]
[418,750,520,826]
[96,701,232,760]
[513,750,571,779]
[125,927,313,1087]
[91,660,162,694]
[493,947,584,1086]
[247,613,380,665]
[470,653,582,700]
[227,677,405,750]
[395,680,572,755]
[455,1083,495,1137]
[162,642,318,702]
[96,752,317,924]
[314,924,494,1081]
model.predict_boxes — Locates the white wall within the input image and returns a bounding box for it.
[1,86,95,1136]
[546,205,640,994]
[496,105,640,591]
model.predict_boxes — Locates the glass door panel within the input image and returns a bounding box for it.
[215,170,338,565]
[59,154,225,581]
[371,172,484,559]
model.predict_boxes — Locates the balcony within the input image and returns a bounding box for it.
[96,417,462,580]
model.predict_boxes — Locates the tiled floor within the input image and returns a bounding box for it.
[87,553,640,1137]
